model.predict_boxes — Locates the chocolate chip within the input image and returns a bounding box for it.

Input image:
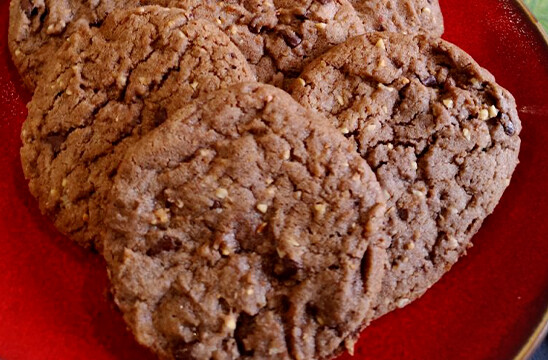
[281,29,302,48]
[501,114,516,136]
[421,75,437,87]
[504,121,515,136]
[273,258,300,280]
[46,134,65,156]
[147,235,182,256]
[397,208,409,221]
[153,107,168,126]
[211,200,222,209]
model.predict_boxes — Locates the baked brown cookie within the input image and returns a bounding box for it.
[104,82,387,360]
[290,33,521,317]
[349,0,444,36]
[20,7,256,250]
[9,0,365,90]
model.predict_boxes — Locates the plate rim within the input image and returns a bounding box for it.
[511,0,548,358]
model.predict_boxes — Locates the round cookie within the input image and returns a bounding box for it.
[20,6,256,251]
[349,0,444,36]
[9,0,365,90]
[290,33,521,317]
[104,82,387,360]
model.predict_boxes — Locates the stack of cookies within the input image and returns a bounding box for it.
[10,1,521,359]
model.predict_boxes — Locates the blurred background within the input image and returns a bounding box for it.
[522,1,548,358]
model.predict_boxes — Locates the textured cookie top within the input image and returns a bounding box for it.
[104,83,387,360]
[291,33,521,317]
[9,0,365,90]
[20,7,255,250]
[349,0,444,36]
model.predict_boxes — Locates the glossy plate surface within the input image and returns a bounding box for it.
[0,0,547,359]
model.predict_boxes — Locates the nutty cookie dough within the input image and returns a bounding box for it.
[350,0,444,36]
[20,7,255,250]
[9,0,365,90]
[291,33,521,317]
[104,83,387,360]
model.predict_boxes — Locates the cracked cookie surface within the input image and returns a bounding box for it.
[290,33,521,317]
[349,0,444,36]
[20,6,255,250]
[104,82,387,360]
[9,0,365,90]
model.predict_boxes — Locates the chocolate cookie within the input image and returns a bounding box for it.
[349,0,444,36]
[9,0,365,90]
[104,83,387,360]
[290,33,521,317]
[20,7,256,250]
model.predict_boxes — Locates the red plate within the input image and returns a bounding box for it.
[1,0,547,359]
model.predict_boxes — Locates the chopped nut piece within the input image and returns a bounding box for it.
[221,245,231,256]
[443,98,454,109]
[154,208,169,224]
[344,338,356,356]
[405,242,415,250]
[381,105,388,114]
[50,189,58,197]
[287,237,301,247]
[117,74,127,86]
[505,178,511,186]
[225,315,236,330]
[216,18,222,25]
[230,25,237,34]
[488,105,499,118]
[422,7,431,14]
[282,149,291,160]
[61,178,67,187]
[470,77,480,86]
[377,83,395,92]
[14,49,22,57]
[256,222,268,234]
[82,213,89,222]
[340,127,350,134]
[215,188,228,199]
[366,124,377,132]
[462,128,471,141]
[190,81,198,90]
[412,189,425,197]
[447,236,459,249]
[396,298,410,308]
[257,203,268,213]
[387,143,394,150]
[315,22,327,30]
[411,161,418,170]
[276,247,286,258]
[314,203,326,217]
[378,58,386,68]
[336,94,344,105]
[294,191,302,200]
[478,109,489,121]
[66,89,73,96]
[401,77,410,85]
[246,288,254,295]
[375,38,386,50]
[297,78,306,87]
[316,316,325,326]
